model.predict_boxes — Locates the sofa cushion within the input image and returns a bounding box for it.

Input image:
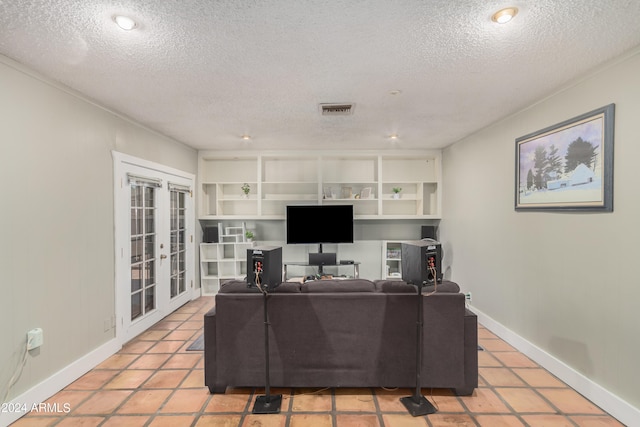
[219,280,301,293]
[301,279,376,293]
[271,282,302,293]
[375,279,460,294]
[375,280,415,293]
[219,280,260,293]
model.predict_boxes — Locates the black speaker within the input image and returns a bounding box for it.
[203,226,219,243]
[421,225,437,240]
[401,240,443,286]
[308,252,337,266]
[247,246,282,291]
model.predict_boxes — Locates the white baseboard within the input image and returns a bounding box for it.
[471,304,639,427]
[0,338,120,427]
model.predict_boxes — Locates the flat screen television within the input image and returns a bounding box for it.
[286,205,354,244]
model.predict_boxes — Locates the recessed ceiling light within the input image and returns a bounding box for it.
[491,7,518,24]
[113,15,137,31]
[389,90,402,96]
[389,134,399,140]
[241,135,251,141]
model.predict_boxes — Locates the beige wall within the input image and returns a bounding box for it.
[442,47,640,414]
[0,57,197,402]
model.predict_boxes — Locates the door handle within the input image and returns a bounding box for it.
[160,254,168,259]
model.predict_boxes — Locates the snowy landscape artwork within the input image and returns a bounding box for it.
[515,104,614,211]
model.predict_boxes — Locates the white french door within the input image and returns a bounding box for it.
[113,152,195,344]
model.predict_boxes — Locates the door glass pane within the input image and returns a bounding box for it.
[144,187,154,206]
[131,292,142,320]
[131,236,143,263]
[170,230,178,253]
[145,208,155,233]
[131,264,142,292]
[144,260,155,286]
[131,186,143,207]
[178,230,185,251]
[131,208,142,235]
[178,209,185,229]
[179,272,186,293]
[171,254,178,275]
[130,184,157,320]
[170,276,177,298]
[170,192,177,228]
[144,235,155,260]
[145,285,155,312]
[169,189,187,300]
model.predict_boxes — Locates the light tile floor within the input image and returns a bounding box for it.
[11,297,625,427]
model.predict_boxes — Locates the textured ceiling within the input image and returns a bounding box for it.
[1,0,640,151]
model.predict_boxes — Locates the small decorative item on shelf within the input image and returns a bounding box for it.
[387,248,401,259]
[392,187,402,199]
[323,187,335,199]
[245,230,254,242]
[341,186,352,199]
[241,183,251,199]
[360,187,372,199]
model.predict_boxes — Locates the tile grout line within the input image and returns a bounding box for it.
[370,387,386,427]
[11,300,625,427]
[478,335,589,426]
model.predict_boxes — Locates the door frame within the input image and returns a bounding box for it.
[112,151,197,345]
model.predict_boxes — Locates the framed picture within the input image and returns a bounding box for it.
[515,104,614,211]
[341,186,352,199]
[360,187,372,199]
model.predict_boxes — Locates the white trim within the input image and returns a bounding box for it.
[112,151,196,345]
[0,339,120,427]
[114,151,196,182]
[471,305,640,427]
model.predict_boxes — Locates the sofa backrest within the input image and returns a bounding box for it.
[219,278,461,295]
[301,279,376,293]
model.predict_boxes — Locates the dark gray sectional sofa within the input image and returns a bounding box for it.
[204,278,477,395]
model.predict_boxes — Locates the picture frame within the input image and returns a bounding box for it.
[360,187,372,199]
[341,186,352,199]
[515,104,614,211]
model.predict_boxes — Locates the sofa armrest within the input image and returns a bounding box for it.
[457,308,478,395]
[204,306,224,393]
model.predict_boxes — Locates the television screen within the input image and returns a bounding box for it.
[286,205,354,244]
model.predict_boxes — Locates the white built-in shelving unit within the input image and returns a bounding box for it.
[198,151,441,220]
[199,224,254,295]
[382,241,404,280]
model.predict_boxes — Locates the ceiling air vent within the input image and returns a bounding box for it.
[319,103,355,116]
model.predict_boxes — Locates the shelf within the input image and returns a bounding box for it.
[199,240,253,296]
[199,151,441,220]
[323,198,377,202]
[383,241,405,279]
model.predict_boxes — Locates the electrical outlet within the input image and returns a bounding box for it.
[27,328,43,350]
[465,292,472,302]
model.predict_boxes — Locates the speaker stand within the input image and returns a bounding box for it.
[400,284,437,416]
[252,290,282,414]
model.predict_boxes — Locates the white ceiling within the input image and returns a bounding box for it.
[1,1,640,152]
